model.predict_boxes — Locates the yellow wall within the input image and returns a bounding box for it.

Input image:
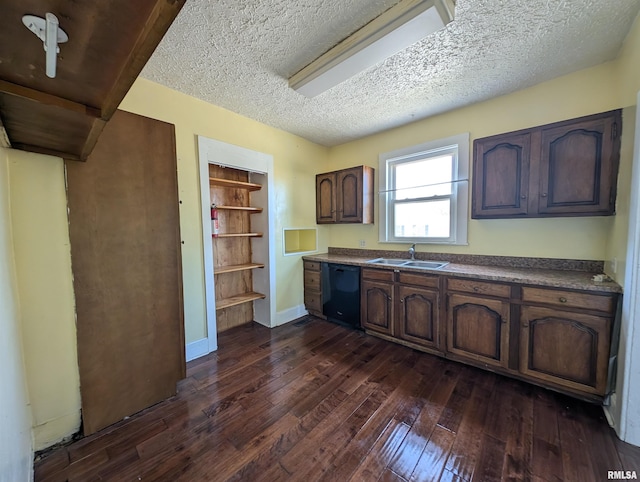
[326,60,626,260]
[119,79,329,341]
[605,15,640,286]
[0,147,33,479]
[7,149,81,451]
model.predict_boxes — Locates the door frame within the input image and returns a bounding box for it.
[197,136,276,355]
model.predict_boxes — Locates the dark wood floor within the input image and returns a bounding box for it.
[35,317,640,481]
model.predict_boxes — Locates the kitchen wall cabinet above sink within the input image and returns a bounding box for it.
[316,165,374,224]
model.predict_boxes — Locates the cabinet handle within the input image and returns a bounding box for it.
[523,322,529,328]
[521,195,527,199]
[541,193,548,198]
[387,296,392,301]
[559,297,567,303]
[400,299,404,303]
[473,286,479,292]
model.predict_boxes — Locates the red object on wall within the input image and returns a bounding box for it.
[211,204,219,237]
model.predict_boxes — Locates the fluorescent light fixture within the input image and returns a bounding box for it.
[22,13,69,79]
[289,0,455,98]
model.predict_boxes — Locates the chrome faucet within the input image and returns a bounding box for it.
[408,243,416,260]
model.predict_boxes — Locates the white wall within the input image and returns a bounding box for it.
[0,147,33,481]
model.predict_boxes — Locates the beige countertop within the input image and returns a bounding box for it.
[303,253,622,294]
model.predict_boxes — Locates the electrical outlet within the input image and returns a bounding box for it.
[610,258,617,274]
[359,239,366,248]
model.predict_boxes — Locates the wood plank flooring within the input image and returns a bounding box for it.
[34,317,640,481]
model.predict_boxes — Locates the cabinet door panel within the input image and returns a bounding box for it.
[520,306,611,395]
[361,280,393,335]
[472,133,530,218]
[538,112,620,215]
[397,285,439,350]
[337,167,363,223]
[316,173,336,223]
[447,294,509,367]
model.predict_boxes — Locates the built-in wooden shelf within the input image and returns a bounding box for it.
[214,232,263,238]
[216,205,263,213]
[209,177,262,191]
[214,263,265,274]
[216,292,266,310]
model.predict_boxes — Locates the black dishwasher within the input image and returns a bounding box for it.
[322,263,361,329]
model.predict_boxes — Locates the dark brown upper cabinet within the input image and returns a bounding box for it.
[472,110,622,219]
[316,165,374,224]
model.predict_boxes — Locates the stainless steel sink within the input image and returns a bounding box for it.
[366,258,449,270]
[366,258,409,266]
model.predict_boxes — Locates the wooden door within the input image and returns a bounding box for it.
[361,280,393,335]
[538,110,621,216]
[316,172,336,223]
[336,167,363,223]
[396,285,439,351]
[66,110,185,435]
[519,306,611,395]
[446,294,509,368]
[472,132,531,218]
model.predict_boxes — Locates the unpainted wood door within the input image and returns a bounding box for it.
[538,111,621,216]
[361,280,393,335]
[66,110,185,435]
[316,172,336,223]
[336,167,363,223]
[519,306,611,395]
[472,133,531,218]
[396,285,439,351]
[446,293,509,368]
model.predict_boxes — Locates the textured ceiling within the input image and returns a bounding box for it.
[142,0,640,147]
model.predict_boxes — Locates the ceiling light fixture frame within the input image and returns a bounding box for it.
[289,0,455,98]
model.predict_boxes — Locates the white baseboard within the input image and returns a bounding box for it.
[185,338,209,362]
[275,304,308,327]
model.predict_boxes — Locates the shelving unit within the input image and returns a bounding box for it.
[209,166,266,332]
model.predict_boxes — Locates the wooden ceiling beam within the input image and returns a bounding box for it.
[101,0,187,119]
[0,80,102,118]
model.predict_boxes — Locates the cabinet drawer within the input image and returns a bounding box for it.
[447,278,511,299]
[521,287,616,313]
[304,260,321,272]
[362,268,394,282]
[397,272,439,289]
[304,290,322,312]
[304,270,321,290]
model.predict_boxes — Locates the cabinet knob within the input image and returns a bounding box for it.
[541,193,548,198]
[387,296,392,301]
[559,297,567,303]
[473,286,479,292]
[400,299,404,303]
[523,322,529,328]
[521,195,527,199]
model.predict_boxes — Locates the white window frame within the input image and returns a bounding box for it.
[379,133,469,245]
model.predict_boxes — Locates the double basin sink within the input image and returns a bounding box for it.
[366,258,449,270]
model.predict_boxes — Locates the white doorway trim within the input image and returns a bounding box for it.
[610,93,640,446]
[197,136,276,355]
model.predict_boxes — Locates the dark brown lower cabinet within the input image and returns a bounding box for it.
[396,285,439,351]
[519,306,612,395]
[361,279,394,336]
[446,293,510,368]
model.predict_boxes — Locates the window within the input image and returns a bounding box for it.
[379,133,469,245]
